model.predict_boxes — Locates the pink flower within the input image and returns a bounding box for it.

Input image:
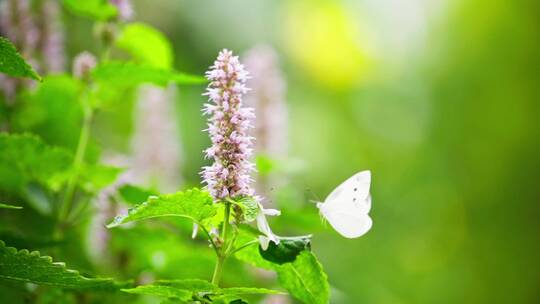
[201,49,256,201]
[72,52,97,79]
[109,0,134,22]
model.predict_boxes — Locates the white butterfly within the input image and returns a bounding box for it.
[317,170,373,238]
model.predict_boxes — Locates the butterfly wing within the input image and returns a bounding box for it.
[324,170,371,212]
[320,203,372,238]
[318,170,372,238]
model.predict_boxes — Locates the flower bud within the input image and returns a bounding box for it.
[72,51,97,80]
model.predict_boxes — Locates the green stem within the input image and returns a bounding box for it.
[199,223,220,257]
[211,202,231,285]
[211,254,225,286]
[101,44,111,62]
[229,239,258,256]
[57,102,93,225]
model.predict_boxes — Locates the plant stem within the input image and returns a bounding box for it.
[229,239,258,255]
[211,201,231,285]
[211,254,225,286]
[199,223,220,257]
[57,101,93,226]
[221,202,230,250]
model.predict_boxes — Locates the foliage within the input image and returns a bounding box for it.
[232,197,259,222]
[107,188,217,228]
[122,279,282,303]
[116,23,173,68]
[259,235,311,264]
[234,229,329,303]
[276,251,329,304]
[0,204,22,210]
[13,75,83,149]
[0,37,41,81]
[117,184,158,205]
[79,163,122,193]
[61,0,117,20]
[92,61,207,87]
[0,133,72,192]
[0,3,334,304]
[0,241,119,290]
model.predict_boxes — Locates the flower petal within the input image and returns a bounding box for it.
[191,223,199,239]
[256,212,280,250]
[258,235,270,251]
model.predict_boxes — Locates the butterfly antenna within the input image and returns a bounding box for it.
[305,188,321,204]
[305,188,326,225]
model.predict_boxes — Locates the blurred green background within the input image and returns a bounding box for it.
[5,0,540,303]
[125,0,539,302]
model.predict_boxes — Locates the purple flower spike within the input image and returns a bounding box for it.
[201,49,256,202]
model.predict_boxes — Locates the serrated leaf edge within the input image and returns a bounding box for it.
[0,240,115,288]
[106,188,213,228]
[0,37,42,81]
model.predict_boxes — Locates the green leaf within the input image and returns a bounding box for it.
[160,300,186,304]
[157,279,219,293]
[221,287,283,296]
[79,163,122,193]
[234,229,329,304]
[228,300,248,304]
[110,228,216,279]
[116,23,173,69]
[234,226,276,270]
[0,133,72,192]
[0,204,22,210]
[0,240,118,290]
[207,202,226,229]
[0,36,41,80]
[107,188,216,228]
[122,279,282,302]
[259,235,312,265]
[88,79,136,109]
[121,285,192,301]
[13,75,83,150]
[92,61,207,87]
[233,197,260,223]
[61,0,117,20]
[276,251,329,304]
[118,184,158,205]
[212,297,249,304]
[158,280,282,296]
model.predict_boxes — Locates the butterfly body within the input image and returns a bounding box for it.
[317,170,373,238]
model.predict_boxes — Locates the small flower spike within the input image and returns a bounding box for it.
[201,49,256,202]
